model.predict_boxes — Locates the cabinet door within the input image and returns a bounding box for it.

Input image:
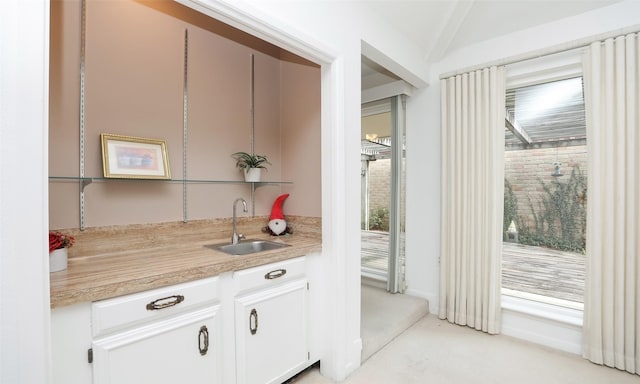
[235,279,309,384]
[92,306,219,384]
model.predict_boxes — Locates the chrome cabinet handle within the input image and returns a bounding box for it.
[145,295,184,310]
[264,268,287,280]
[198,325,209,356]
[249,308,258,335]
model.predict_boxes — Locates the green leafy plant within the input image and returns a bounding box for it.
[530,166,586,253]
[505,166,587,253]
[232,152,271,171]
[503,179,520,234]
[369,207,389,231]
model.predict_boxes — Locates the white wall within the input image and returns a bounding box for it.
[0,1,52,383]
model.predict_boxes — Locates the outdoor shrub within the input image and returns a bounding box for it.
[505,165,587,253]
[504,179,520,234]
[369,207,389,231]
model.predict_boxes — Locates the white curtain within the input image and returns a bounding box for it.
[583,33,640,375]
[439,66,505,334]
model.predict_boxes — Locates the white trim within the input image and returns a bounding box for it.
[1,1,52,383]
[506,48,584,89]
[175,0,336,65]
[501,294,583,355]
[441,23,640,79]
[362,40,428,88]
[502,288,583,311]
[361,80,414,104]
[502,294,583,327]
[499,43,586,355]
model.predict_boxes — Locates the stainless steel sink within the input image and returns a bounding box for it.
[204,239,290,255]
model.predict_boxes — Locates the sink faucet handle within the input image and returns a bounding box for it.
[232,232,245,244]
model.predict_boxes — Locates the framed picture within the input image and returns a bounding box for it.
[100,133,171,179]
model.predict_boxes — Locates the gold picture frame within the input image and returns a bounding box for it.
[100,133,171,179]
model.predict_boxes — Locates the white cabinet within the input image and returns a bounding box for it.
[233,257,310,384]
[91,277,221,384]
[51,257,315,384]
[51,303,93,384]
[92,307,218,384]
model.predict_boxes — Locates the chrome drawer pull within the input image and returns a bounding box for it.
[145,295,185,310]
[264,268,287,280]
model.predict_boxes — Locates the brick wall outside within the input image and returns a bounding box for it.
[369,159,391,211]
[365,146,586,237]
[366,158,406,231]
[504,145,587,232]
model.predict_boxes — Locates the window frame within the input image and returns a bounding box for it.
[501,48,586,354]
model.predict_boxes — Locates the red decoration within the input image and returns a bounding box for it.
[269,194,289,220]
[49,231,75,253]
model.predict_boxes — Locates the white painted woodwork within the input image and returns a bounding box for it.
[92,276,220,337]
[235,279,309,384]
[51,257,312,384]
[89,276,222,384]
[233,256,306,294]
[51,303,93,384]
[92,306,220,384]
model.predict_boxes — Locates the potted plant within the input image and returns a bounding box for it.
[232,151,271,182]
[49,231,75,272]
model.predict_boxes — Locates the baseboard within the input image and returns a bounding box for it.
[404,288,436,314]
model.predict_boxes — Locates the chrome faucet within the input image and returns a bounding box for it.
[232,198,248,244]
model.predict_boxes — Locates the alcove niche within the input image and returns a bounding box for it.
[49,0,321,230]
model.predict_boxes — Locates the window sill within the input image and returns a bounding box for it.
[502,289,583,327]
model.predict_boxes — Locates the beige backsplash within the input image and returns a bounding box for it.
[59,216,321,259]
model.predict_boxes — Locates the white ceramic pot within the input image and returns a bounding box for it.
[50,248,68,273]
[244,168,262,182]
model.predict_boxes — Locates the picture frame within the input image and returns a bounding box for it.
[100,133,171,179]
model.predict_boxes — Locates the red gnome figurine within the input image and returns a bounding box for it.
[267,193,290,235]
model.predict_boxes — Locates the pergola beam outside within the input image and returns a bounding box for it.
[505,107,533,145]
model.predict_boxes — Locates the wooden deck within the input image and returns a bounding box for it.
[361,231,585,304]
[502,242,584,303]
[361,231,391,271]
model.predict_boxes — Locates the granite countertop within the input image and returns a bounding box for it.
[49,217,322,308]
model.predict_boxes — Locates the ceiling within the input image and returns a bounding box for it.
[361,0,622,84]
[360,0,611,151]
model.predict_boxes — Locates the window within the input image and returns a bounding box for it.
[502,76,587,309]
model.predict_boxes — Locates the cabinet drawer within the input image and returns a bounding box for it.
[92,276,219,337]
[233,256,306,294]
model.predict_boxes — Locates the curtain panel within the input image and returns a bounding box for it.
[583,33,640,375]
[439,66,506,334]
